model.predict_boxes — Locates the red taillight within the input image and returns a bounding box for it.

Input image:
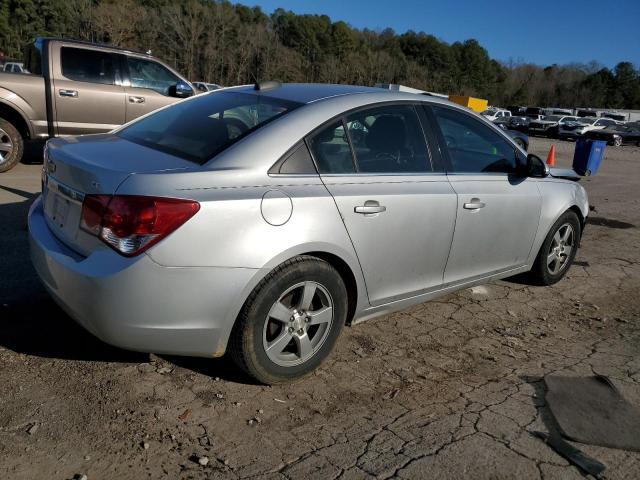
[80,195,200,256]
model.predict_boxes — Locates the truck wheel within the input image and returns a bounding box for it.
[0,118,23,173]
[230,256,347,384]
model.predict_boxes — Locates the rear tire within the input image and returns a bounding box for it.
[0,118,23,173]
[530,211,581,285]
[229,256,347,384]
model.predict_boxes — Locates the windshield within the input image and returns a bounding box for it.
[543,115,562,121]
[118,91,301,163]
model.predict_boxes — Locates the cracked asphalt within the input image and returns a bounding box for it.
[1,137,639,479]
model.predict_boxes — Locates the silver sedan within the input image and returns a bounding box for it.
[29,83,588,384]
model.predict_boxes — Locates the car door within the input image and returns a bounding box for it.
[428,105,542,285]
[122,55,190,122]
[308,103,457,306]
[53,45,126,135]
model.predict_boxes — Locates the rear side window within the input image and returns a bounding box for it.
[345,104,431,173]
[308,120,356,174]
[269,143,317,175]
[61,47,116,85]
[433,106,516,174]
[127,56,180,96]
[119,91,301,164]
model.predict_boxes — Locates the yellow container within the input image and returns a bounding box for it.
[448,95,488,113]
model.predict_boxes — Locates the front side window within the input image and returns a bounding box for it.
[127,56,181,96]
[433,106,517,174]
[61,47,116,85]
[345,104,431,173]
[118,91,300,164]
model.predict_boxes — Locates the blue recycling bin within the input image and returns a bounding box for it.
[572,139,606,176]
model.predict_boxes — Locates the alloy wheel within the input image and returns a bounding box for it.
[0,127,14,165]
[547,223,574,275]
[262,281,334,367]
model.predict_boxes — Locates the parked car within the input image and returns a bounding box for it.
[525,107,544,118]
[0,37,194,172]
[29,83,588,384]
[601,112,627,123]
[193,81,222,93]
[496,124,528,150]
[558,117,617,140]
[528,115,578,138]
[2,61,29,73]
[576,109,598,118]
[481,108,511,121]
[506,116,530,132]
[549,108,573,116]
[506,106,525,116]
[585,123,640,146]
[494,115,529,133]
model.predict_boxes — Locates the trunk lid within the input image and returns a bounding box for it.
[42,134,198,255]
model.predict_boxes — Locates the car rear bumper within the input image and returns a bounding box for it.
[28,196,258,358]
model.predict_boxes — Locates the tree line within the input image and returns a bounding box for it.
[1,0,639,109]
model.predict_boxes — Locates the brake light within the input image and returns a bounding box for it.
[80,195,200,256]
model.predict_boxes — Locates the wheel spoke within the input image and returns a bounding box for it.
[563,245,572,258]
[268,301,293,323]
[266,331,293,356]
[308,306,332,326]
[553,230,562,246]
[0,142,12,153]
[299,282,317,310]
[561,226,572,243]
[547,252,557,266]
[294,333,312,359]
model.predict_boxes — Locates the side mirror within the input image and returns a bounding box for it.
[526,154,549,177]
[169,81,194,98]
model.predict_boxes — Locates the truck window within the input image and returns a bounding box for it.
[61,47,116,85]
[126,56,180,96]
[24,38,43,75]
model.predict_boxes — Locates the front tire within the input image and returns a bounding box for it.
[530,211,581,285]
[0,118,24,173]
[230,256,347,384]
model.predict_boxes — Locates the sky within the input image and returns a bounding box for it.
[231,0,640,68]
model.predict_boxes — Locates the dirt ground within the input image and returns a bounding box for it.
[1,137,639,480]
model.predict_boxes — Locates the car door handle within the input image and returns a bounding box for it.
[129,96,145,104]
[354,201,386,215]
[463,198,486,210]
[59,89,78,98]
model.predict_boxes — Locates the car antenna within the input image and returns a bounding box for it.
[254,80,281,92]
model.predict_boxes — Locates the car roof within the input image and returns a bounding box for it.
[227,83,406,104]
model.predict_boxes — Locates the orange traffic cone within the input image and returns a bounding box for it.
[546,144,556,166]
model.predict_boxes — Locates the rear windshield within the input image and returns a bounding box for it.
[118,91,301,163]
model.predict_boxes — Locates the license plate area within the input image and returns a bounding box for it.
[52,194,70,228]
[42,174,85,241]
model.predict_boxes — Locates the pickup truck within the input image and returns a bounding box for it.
[0,37,194,172]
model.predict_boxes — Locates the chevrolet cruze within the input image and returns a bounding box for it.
[29,83,588,384]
